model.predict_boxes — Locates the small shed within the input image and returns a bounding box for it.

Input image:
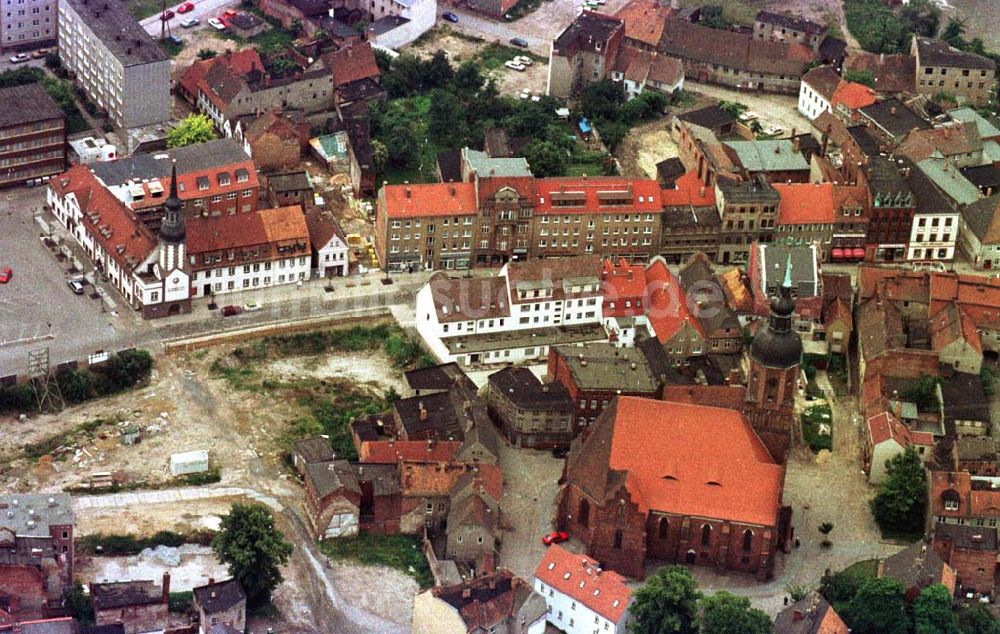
[170,450,210,476]
[119,424,141,446]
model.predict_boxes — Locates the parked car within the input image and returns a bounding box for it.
[160,9,175,20]
[180,17,199,27]
[165,34,183,45]
[738,110,758,122]
[208,17,225,30]
[504,60,526,71]
[509,37,529,48]
[30,48,49,59]
[0,267,11,284]
[442,11,459,22]
[221,305,243,316]
[222,8,238,17]
[176,1,194,12]
[67,279,85,295]
[551,447,569,459]
[242,301,261,312]
[762,124,784,136]
[8,53,29,63]
[542,531,569,546]
[514,55,532,66]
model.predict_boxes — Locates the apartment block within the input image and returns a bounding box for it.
[58,0,170,129]
[0,0,56,50]
[913,36,996,107]
[0,83,65,188]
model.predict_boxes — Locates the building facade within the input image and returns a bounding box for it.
[912,36,996,107]
[0,83,65,188]
[58,0,170,129]
[486,367,575,449]
[0,0,55,50]
[546,11,624,100]
[534,545,631,634]
[0,494,74,616]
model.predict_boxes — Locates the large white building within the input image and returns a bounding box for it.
[415,256,609,366]
[797,65,839,121]
[534,545,631,634]
[363,0,436,50]
[58,0,170,129]
[1,0,55,50]
[907,164,961,262]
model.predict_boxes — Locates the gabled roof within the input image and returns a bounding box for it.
[949,107,1000,139]
[801,65,842,102]
[859,98,931,139]
[382,182,478,218]
[534,545,631,622]
[676,105,737,131]
[962,193,1000,245]
[915,158,980,207]
[613,0,672,47]
[843,51,916,94]
[914,37,996,70]
[898,121,983,163]
[661,171,715,207]
[567,397,783,525]
[831,81,877,111]
[644,259,704,343]
[426,273,509,323]
[773,592,848,634]
[553,10,623,55]
[193,579,246,615]
[433,571,544,632]
[0,83,63,128]
[774,182,835,225]
[929,303,982,354]
[322,42,380,88]
[755,10,825,35]
[879,541,954,592]
[659,18,814,76]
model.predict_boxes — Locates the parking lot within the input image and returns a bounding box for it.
[0,186,133,377]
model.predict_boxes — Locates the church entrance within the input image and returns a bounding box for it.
[685,550,696,564]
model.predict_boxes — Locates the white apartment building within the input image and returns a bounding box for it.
[908,210,959,261]
[534,545,631,634]
[1,0,55,50]
[415,256,608,366]
[58,0,170,129]
[364,0,436,50]
[797,65,841,121]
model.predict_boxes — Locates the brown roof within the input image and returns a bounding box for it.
[914,37,996,71]
[304,207,346,250]
[659,18,814,76]
[322,42,380,88]
[505,255,603,304]
[843,52,916,94]
[802,65,843,102]
[433,570,544,632]
[647,55,684,85]
[613,0,672,47]
[427,273,510,323]
[773,592,849,634]
[879,542,955,593]
[90,581,162,610]
[193,579,246,615]
[292,437,335,465]
[0,83,64,128]
[897,121,983,163]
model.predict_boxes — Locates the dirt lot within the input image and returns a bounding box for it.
[617,118,678,179]
[405,29,549,98]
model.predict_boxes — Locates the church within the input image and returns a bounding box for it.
[557,266,802,579]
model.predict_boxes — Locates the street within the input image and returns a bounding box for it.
[139,0,238,38]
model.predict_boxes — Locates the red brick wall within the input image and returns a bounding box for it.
[0,565,46,609]
[935,538,996,595]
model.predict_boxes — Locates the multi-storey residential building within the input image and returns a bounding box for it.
[913,36,996,107]
[904,158,960,261]
[797,65,876,122]
[0,494,74,617]
[0,0,55,50]
[463,149,534,266]
[753,10,826,50]
[714,176,780,264]
[773,182,835,259]
[58,0,169,129]
[412,571,546,634]
[864,157,915,262]
[930,470,1000,598]
[486,367,574,449]
[534,545,632,634]
[660,171,720,263]
[90,139,260,233]
[547,11,624,99]
[960,193,1000,269]
[0,83,65,188]
[831,182,869,263]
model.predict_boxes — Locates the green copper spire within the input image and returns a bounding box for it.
[783,253,793,289]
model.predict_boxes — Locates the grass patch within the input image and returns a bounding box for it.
[24,417,115,461]
[77,529,215,556]
[679,0,755,26]
[503,0,541,21]
[160,38,185,58]
[801,404,833,453]
[125,0,164,21]
[168,591,193,613]
[842,559,878,579]
[320,533,433,589]
[178,466,221,486]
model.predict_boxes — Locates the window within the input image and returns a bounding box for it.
[613,530,623,550]
[578,498,590,527]
[658,517,668,539]
[742,529,753,551]
[701,524,711,546]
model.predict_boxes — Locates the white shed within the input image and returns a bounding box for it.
[170,450,210,476]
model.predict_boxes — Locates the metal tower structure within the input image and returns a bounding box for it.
[28,347,64,412]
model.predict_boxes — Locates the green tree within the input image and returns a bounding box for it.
[578,80,625,123]
[424,50,454,90]
[600,121,629,152]
[843,577,909,634]
[899,0,942,38]
[197,48,218,60]
[371,139,388,173]
[105,349,153,391]
[627,565,701,634]
[58,368,95,403]
[452,60,485,93]
[167,114,218,149]
[698,592,771,634]
[914,584,960,634]
[870,446,927,534]
[523,140,567,177]
[903,374,939,410]
[63,582,94,625]
[427,88,468,147]
[502,100,551,138]
[844,69,876,88]
[212,503,293,607]
[941,17,966,46]
[699,5,728,29]
[959,605,1000,634]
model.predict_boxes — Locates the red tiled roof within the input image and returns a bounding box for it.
[648,55,683,86]
[774,182,835,225]
[661,171,714,207]
[533,178,661,215]
[179,58,212,98]
[185,205,310,257]
[929,304,983,354]
[260,205,311,249]
[606,397,783,525]
[867,411,909,447]
[400,461,502,498]
[361,440,463,464]
[323,42,380,88]
[661,384,747,411]
[644,259,704,343]
[191,48,265,110]
[613,0,672,47]
[382,182,478,218]
[49,165,157,273]
[719,267,752,312]
[831,81,877,111]
[534,545,631,622]
[601,258,647,316]
[131,160,260,211]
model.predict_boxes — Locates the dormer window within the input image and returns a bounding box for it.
[235,168,249,183]
[197,176,209,191]
[218,173,231,187]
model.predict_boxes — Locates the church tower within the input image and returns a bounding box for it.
[745,256,802,463]
[150,161,192,318]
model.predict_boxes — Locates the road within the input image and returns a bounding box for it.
[138,0,236,38]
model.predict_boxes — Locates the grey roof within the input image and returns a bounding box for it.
[759,244,819,297]
[961,165,1000,192]
[462,148,532,178]
[935,523,999,550]
[305,460,361,498]
[715,175,780,204]
[353,462,401,496]
[678,253,715,291]
[859,98,931,139]
[367,15,409,35]
[447,490,497,534]
[404,362,476,393]
[63,0,167,66]
[554,10,623,52]
[677,105,736,131]
[228,12,263,29]
[914,37,996,71]
[866,156,913,200]
[437,149,463,183]
[17,620,77,634]
[552,342,659,392]
[92,138,251,186]
[395,390,467,442]
[755,10,825,35]
[663,204,721,228]
[846,125,882,157]
[655,157,686,185]
[724,140,809,173]
[915,158,980,206]
[80,625,126,634]
[940,371,990,425]
[0,83,64,129]
[194,578,246,615]
[208,626,243,634]
[880,541,949,590]
[0,494,73,536]
[956,436,997,462]
[292,437,335,465]
[948,107,1000,139]
[90,580,162,609]
[488,367,574,412]
[458,402,500,462]
[268,170,311,193]
[960,193,1000,242]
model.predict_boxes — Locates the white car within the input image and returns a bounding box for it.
[514,55,532,66]
[208,18,226,30]
[504,60,526,71]
[9,53,29,63]
[763,124,784,136]
[738,110,758,122]
[180,16,200,27]
[242,301,261,312]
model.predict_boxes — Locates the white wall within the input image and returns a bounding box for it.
[797,81,832,121]
[534,579,628,634]
[907,212,959,261]
[189,255,310,297]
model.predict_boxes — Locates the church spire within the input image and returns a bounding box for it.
[159,161,185,243]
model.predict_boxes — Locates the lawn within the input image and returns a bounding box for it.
[474,43,545,70]
[319,533,434,589]
[801,403,833,453]
[842,559,878,580]
[125,0,164,21]
[382,95,445,185]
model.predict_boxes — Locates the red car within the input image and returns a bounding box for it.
[0,267,11,284]
[176,2,194,12]
[160,9,175,20]
[221,305,243,317]
[542,531,568,546]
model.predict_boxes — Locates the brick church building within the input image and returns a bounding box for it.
[558,397,790,580]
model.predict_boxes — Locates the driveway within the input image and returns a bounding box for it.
[139,0,238,38]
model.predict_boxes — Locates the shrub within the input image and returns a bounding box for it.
[168,591,193,613]
[77,529,215,556]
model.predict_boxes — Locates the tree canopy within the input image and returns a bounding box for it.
[914,584,960,634]
[167,114,218,149]
[627,566,701,634]
[212,503,293,607]
[523,140,567,178]
[843,577,909,634]
[870,446,928,535]
[698,592,771,634]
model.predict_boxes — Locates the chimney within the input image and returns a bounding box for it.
[699,186,706,197]
[162,572,171,604]
[880,52,885,63]
[792,136,800,153]
[890,106,897,115]
[208,578,215,585]
[419,402,428,421]
[462,588,472,598]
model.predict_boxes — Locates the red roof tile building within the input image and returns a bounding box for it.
[559,397,789,580]
[774,182,836,259]
[534,545,632,632]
